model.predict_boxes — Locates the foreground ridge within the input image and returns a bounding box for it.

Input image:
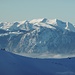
[0,50,75,75]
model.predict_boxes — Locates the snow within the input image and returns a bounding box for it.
[30,18,75,32]
[30,18,47,23]
[0,18,75,57]
[0,50,75,75]
[48,19,57,25]
[0,18,75,32]
[65,22,75,32]
[0,19,75,75]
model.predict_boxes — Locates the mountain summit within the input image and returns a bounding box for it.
[0,18,75,57]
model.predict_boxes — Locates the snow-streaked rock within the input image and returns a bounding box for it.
[0,18,75,57]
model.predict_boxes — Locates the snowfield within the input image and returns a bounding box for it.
[0,50,75,75]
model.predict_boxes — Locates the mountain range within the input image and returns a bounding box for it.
[0,18,75,57]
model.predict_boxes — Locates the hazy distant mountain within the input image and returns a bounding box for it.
[0,18,75,57]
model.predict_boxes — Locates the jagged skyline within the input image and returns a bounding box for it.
[0,18,75,58]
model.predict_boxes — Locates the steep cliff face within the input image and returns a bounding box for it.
[0,18,75,55]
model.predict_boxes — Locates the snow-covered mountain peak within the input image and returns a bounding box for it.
[48,19,65,25]
[0,18,75,32]
[30,18,48,23]
[29,18,75,32]
[65,22,75,32]
[0,18,75,56]
[46,19,75,32]
[13,20,28,25]
[41,18,48,23]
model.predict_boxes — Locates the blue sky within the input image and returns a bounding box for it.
[0,0,75,24]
